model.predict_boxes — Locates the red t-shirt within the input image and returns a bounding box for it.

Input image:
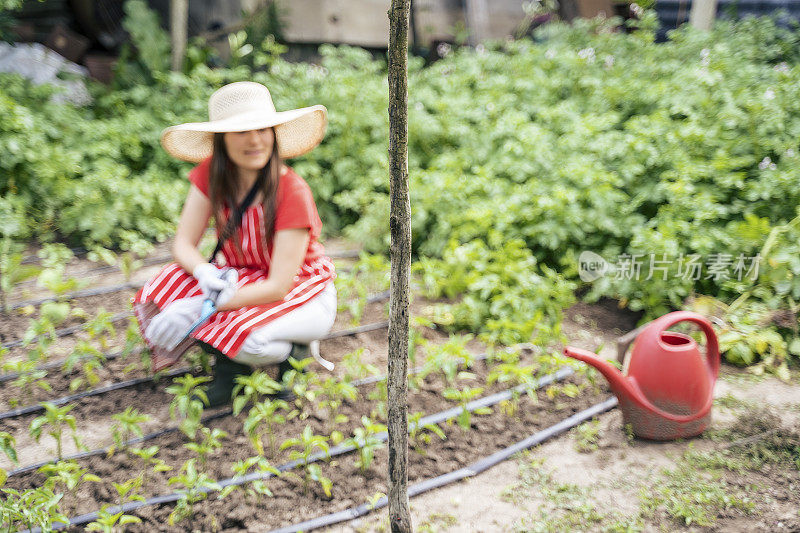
[187,156,324,264]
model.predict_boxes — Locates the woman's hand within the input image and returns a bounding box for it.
[145,296,205,350]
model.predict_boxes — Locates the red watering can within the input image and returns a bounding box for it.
[563,311,720,440]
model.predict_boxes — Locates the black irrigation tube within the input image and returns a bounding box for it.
[0,290,391,383]
[37,366,575,532]
[0,315,395,420]
[0,365,194,420]
[273,396,620,533]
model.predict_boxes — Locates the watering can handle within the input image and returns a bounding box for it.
[654,311,720,380]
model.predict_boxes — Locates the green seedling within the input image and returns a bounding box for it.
[0,431,18,464]
[38,460,101,512]
[0,486,69,532]
[109,407,151,455]
[280,356,318,411]
[314,376,358,431]
[0,242,41,313]
[86,476,145,532]
[574,420,601,453]
[21,301,71,350]
[343,416,387,474]
[165,374,211,439]
[367,379,388,422]
[64,340,107,392]
[167,458,222,526]
[408,411,446,452]
[243,398,289,456]
[184,427,227,467]
[334,252,390,325]
[280,425,333,497]
[2,360,51,406]
[341,347,379,382]
[219,456,281,501]
[119,251,144,282]
[84,307,117,350]
[232,370,282,416]
[128,445,171,486]
[29,402,83,460]
[442,383,492,431]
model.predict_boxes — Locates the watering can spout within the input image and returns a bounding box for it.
[563,346,636,403]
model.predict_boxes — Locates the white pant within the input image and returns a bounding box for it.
[234,282,337,367]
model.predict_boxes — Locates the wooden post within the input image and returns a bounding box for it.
[464,0,490,46]
[387,1,413,532]
[170,0,188,72]
[689,0,718,31]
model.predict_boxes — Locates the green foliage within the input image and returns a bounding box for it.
[0,238,40,312]
[29,402,82,460]
[243,398,289,456]
[184,427,227,467]
[232,370,282,416]
[407,411,446,453]
[166,375,211,439]
[167,458,221,526]
[313,375,359,431]
[442,379,492,431]
[280,425,332,497]
[219,456,280,501]
[119,0,170,81]
[0,486,69,532]
[109,407,151,455]
[342,416,387,473]
[0,431,17,464]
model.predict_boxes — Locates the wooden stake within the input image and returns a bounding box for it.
[170,0,188,72]
[387,0,413,532]
[689,0,718,31]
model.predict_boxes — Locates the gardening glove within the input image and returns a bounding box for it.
[193,262,231,300]
[213,268,239,309]
[144,296,205,351]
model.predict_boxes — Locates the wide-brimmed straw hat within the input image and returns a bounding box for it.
[160,81,327,163]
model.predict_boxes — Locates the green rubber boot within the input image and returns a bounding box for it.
[194,343,253,408]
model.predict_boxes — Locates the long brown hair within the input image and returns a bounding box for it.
[209,130,282,258]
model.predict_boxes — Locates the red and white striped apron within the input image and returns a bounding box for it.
[131,201,336,370]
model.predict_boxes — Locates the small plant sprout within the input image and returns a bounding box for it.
[109,407,151,455]
[29,402,82,460]
[0,431,18,464]
[231,370,282,416]
[243,398,289,456]
[84,307,117,350]
[63,340,107,392]
[38,460,101,510]
[0,240,41,313]
[119,251,144,282]
[574,420,601,453]
[166,374,211,439]
[86,477,145,532]
[367,379,388,422]
[2,360,51,406]
[168,458,222,526]
[280,425,333,497]
[314,375,358,431]
[367,491,386,510]
[408,411,446,452]
[219,456,281,501]
[343,416,387,474]
[184,427,227,467]
[280,356,319,410]
[341,347,379,382]
[129,445,171,485]
[442,382,492,431]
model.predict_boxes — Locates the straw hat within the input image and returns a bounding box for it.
[160,81,327,163]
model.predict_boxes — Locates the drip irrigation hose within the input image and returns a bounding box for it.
[9,282,144,312]
[35,367,575,532]
[271,396,619,533]
[0,290,391,383]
